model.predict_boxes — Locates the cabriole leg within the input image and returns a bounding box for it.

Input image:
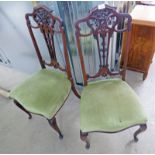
[14,100,32,119]
[71,86,81,99]
[48,117,63,139]
[80,130,90,149]
[134,124,147,142]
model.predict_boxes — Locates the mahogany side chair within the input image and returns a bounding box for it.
[9,5,79,139]
[75,4,147,149]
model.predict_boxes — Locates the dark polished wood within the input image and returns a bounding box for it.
[80,131,90,149]
[14,100,32,119]
[134,124,147,142]
[75,4,147,149]
[48,117,63,139]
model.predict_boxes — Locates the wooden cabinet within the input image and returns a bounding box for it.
[121,5,155,80]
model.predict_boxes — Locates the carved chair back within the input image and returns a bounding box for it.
[75,4,132,86]
[25,5,72,81]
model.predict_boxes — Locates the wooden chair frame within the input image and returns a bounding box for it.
[13,5,80,139]
[75,4,147,149]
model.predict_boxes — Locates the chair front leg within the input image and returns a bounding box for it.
[80,130,90,149]
[134,124,147,142]
[48,117,63,139]
[14,100,32,119]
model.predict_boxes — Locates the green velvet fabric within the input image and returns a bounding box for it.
[10,69,71,119]
[80,78,147,132]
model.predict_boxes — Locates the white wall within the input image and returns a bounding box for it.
[0,1,40,73]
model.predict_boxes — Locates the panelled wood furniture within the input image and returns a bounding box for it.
[121,5,155,80]
[9,5,79,139]
[75,4,147,149]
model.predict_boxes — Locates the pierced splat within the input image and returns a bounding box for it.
[93,32,112,68]
[41,26,57,62]
[75,4,132,85]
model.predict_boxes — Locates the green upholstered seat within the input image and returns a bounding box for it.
[9,69,71,119]
[80,78,147,133]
